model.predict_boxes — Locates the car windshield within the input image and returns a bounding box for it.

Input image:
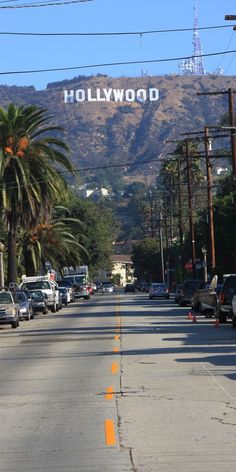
[23,281,50,290]
[0,292,13,304]
[60,280,73,287]
[184,281,201,290]
[152,284,165,289]
[30,291,44,300]
[16,292,27,302]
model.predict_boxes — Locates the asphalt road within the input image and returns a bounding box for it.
[0,292,236,472]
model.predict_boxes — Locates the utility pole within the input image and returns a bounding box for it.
[197,88,236,205]
[177,156,184,247]
[185,139,197,278]
[159,213,165,283]
[204,126,216,270]
[229,88,236,184]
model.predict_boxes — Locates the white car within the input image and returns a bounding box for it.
[102,283,114,294]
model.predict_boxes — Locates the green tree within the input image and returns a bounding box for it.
[64,193,117,277]
[131,239,164,282]
[20,207,86,276]
[0,104,74,283]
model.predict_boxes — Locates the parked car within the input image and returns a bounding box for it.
[191,276,219,317]
[58,279,75,302]
[231,295,236,328]
[0,291,20,328]
[174,284,183,304]
[178,279,204,306]
[15,290,33,320]
[102,283,114,294]
[58,287,70,305]
[124,283,135,293]
[217,274,236,323]
[149,283,169,299]
[30,290,48,315]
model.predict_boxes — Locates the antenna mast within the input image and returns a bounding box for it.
[179,0,206,75]
[193,0,205,74]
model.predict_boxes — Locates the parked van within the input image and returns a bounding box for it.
[20,275,59,312]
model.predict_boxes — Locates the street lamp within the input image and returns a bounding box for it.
[0,242,5,290]
[201,247,207,283]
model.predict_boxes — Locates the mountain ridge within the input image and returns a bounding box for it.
[0,74,235,185]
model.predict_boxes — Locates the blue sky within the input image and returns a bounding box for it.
[0,0,236,90]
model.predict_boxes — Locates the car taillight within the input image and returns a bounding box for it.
[220,293,224,303]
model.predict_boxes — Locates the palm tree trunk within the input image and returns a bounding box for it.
[7,213,17,284]
[23,247,36,276]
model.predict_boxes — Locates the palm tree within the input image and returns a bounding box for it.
[0,104,74,283]
[20,208,87,276]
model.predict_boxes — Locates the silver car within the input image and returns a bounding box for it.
[0,291,20,328]
[102,283,114,294]
[15,291,33,320]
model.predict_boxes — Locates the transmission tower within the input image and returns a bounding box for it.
[179,0,206,75]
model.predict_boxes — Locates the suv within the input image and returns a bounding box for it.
[217,274,236,323]
[179,279,204,306]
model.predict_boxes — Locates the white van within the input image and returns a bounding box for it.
[20,276,60,312]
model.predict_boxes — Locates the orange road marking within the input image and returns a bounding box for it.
[111,362,118,374]
[104,419,116,446]
[105,386,114,400]
[113,347,119,353]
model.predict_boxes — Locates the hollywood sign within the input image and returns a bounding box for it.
[64,87,159,103]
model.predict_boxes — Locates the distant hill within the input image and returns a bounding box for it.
[0,74,235,185]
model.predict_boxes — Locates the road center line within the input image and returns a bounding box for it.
[104,419,116,446]
[111,362,118,374]
[105,386,114,400]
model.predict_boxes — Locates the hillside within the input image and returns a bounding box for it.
[0,74,235,185]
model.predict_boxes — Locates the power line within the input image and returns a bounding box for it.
[0,49,235,76]
[0,153,231,192]
[0,0,93,9]
[0,24,234,36]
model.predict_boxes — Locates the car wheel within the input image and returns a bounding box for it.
[12,319,18,329]
[51,303,56,313]
[43,307,48,315]
[232,314,236,328]
[219,312,227,323]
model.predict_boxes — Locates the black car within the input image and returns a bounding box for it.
[174,284,183,304]
[30,290,48,315]
[124,283,135,293]
[179,279,204,306]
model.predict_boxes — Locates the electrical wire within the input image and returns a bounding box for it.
[0,0,93,8]
[0,24,234,36]
[0,151,231,192]
[0,49,235,76]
